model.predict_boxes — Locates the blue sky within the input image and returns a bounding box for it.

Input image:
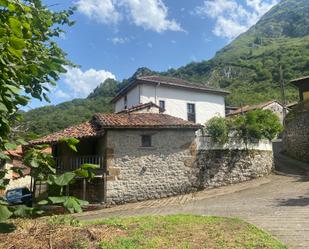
[27,0,279,110]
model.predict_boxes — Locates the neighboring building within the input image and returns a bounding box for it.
[290,76,309,102]
[30,113,201,204]
[227,100,287,124]
[111,75,229,124]
[225,106,239,116]
[2,147,31,193]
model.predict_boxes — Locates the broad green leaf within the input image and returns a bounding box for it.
[53,172,75,186]
[48,196,67,204]
[37,200,48,205]
[4,142,17,151]
[0,103,8,112]
[0,205,12,221]
[80,164,100,170]
[60,138,79,152]
[8,17,22,37]
[10,37,26,50]
[63,197,82,213]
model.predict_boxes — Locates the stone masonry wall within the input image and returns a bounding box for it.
[197,150,273,188]
[105,129,199,204]
[283,110,309,162]
[104,129,273,204]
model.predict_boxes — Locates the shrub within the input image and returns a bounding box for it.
[205,109,283,145]
[232,109,283,143]
[204,117,229,144]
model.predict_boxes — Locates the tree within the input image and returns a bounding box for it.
[232,109,283,143]
[204,117,229,144]
[0,0,74,220]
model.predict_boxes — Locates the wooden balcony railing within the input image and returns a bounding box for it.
[54,155,105,173]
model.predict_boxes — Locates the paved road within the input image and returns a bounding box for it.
[77,173,309,249]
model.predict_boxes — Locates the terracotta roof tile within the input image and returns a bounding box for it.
[227,100,281,116]
[30,121,104,145]
[30,113,201,145]
[94,113,202,129]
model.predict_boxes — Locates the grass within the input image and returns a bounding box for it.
[84,215,288,249]
[0,215,288,249]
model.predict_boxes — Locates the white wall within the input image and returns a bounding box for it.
[115,85,140,112]
[140,84,225,124]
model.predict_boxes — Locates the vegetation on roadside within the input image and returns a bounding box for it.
[0,0,74,221]
[205,109,283,144]
[0,215,288,249]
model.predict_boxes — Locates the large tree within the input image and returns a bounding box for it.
[0,0,74,220]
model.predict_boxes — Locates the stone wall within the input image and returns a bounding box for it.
[196,150,273,188]
[103,129,273,204]
[105,129,199,204]
[283,110,309,162]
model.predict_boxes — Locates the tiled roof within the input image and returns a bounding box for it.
[94,113,202,129]
[30,121,104,145]
[227,100,282,116]
[111,75,229,103]
[117,102,161,114]
[30,113,201,145]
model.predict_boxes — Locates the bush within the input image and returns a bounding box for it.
[232,109,283,143]
[205,109,283,144]
[204,117,229,144]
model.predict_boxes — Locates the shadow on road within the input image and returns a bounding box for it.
[277,196,309,207]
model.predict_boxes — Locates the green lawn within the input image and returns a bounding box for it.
[86,215,287,249]
[0,215,288,249]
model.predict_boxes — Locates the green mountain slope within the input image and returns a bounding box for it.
[20,0,309,137]
[165,0,309,105]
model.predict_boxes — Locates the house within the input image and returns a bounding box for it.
[2,146,32,194]
[29,112,201,204]
[226,100,287,124]
[290,76,309,102]
[111,76,229,124]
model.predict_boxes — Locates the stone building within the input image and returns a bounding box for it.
[30,113,201,204]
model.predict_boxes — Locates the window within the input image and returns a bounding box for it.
[141,135,152,147]
[187,103,196,123]
[159,100,165,112]
[124,95,128,109]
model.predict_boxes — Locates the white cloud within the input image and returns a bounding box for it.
[62,67,116,98]
[55,89,70,99]
[76,0,121,24]
[76,0,183,33]
[194,0,278,39]
[110,36,130,44]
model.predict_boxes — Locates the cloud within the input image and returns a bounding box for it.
[110,36,130,44]
[76,0,183,33]
[62,67,116,98]
[55,89,70,99]
[76,0,121,24]
[194,0,278,39]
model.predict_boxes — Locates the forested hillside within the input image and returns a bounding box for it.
[20,0,309,137]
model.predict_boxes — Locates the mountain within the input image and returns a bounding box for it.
[19,0,309,137]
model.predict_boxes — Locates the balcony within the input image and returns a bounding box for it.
[54,155,105,174]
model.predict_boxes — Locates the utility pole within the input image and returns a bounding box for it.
[279,64,287,124]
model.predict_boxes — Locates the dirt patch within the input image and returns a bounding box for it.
[0,219,127,249]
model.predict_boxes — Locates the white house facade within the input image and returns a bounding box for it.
[112,76,229,125]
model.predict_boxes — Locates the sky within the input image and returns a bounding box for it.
[27,0,279,110]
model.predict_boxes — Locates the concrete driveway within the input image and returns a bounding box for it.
[77,173,309,249]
